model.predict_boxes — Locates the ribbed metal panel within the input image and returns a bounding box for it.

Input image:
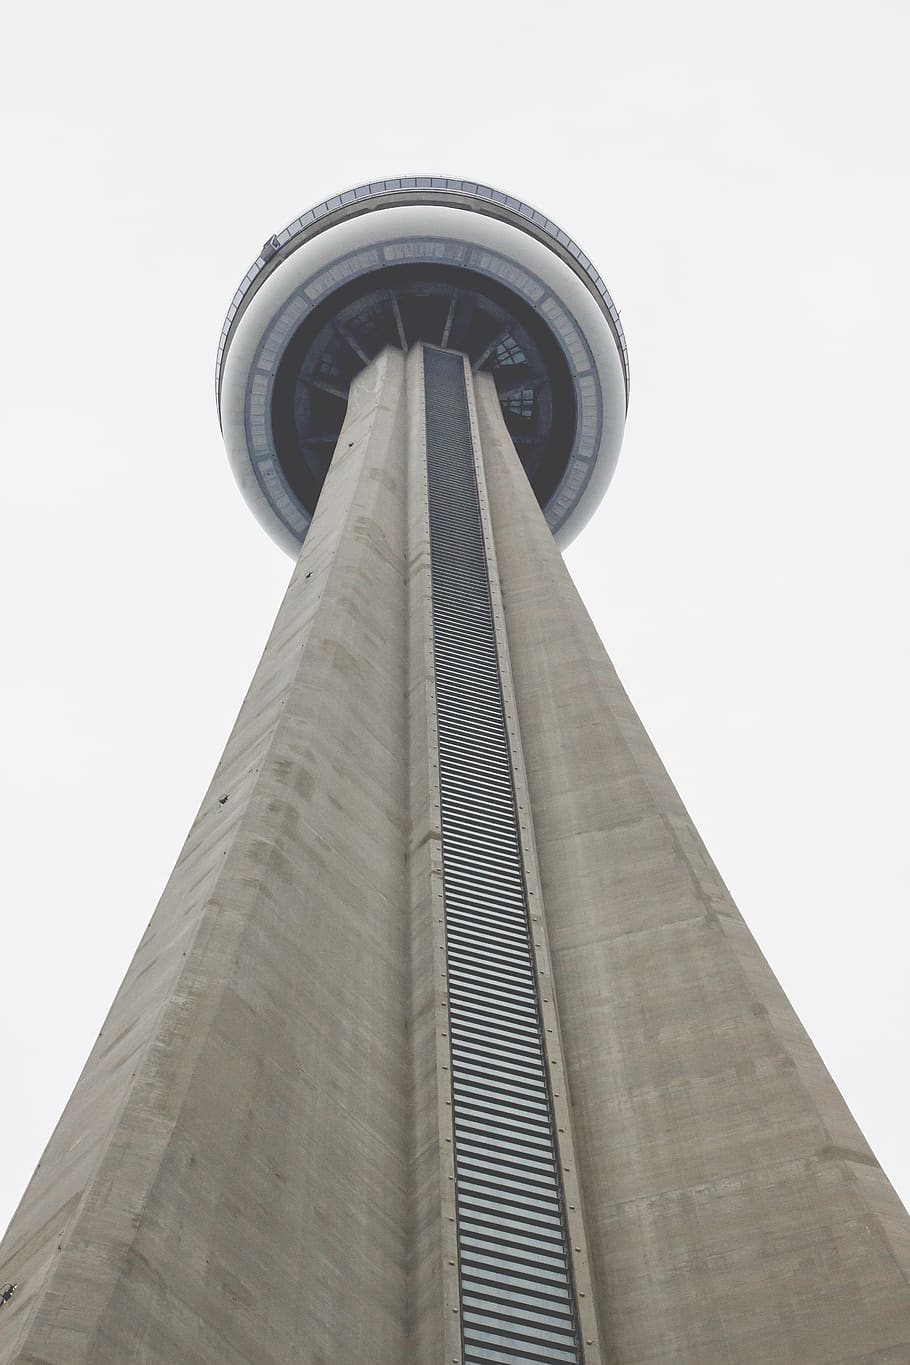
[424,347,583,1365]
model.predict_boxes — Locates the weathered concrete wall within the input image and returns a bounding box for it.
[402,345,462,1364]
[0,350,412,1364]
[5,342,909,1365]
[475,373,910,1364]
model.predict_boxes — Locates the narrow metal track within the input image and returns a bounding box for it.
[424,347,583,1365]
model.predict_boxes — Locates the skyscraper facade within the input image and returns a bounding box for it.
[1,178,909,1364]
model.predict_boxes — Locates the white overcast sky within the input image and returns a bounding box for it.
[1,0,908,1234]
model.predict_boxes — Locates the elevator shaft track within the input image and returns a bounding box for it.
[424,347,583,1365]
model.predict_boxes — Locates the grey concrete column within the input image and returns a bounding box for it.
[0,350,412,1364]
[403,344,463,1364]
[464,358,606,1362]
[475,373,910,1364]
[8,337,907,1365]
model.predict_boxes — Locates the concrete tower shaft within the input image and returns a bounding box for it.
[3,341,910,1363]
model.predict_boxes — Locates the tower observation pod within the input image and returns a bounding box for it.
[217,176,629,555]
[1,180,910,1365]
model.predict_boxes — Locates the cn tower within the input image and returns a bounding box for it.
[1,177,908,1364]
